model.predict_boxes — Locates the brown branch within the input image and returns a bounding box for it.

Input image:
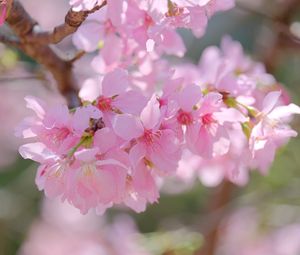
[68,50,86,64]
[0,33,19,47]
[4,1,81,107]
[237,1,300,47]
[264,0,300,72]
[2,0,106,107]
[6,1,79,107]
[24,1,107,45]
[194,181,234,255]
[0,75,44,82]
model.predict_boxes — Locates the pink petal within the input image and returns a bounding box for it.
[269,104,300,119]
[179,84,202,111]
[43,104,70,128]
[213,108,248,124]
[102,68,129,97]
[200,92,222,114]
[72,105,102,133]
[113,114,144,140]
[19,143,51,162]
[74,148,98,162]
[95,168,122,203]
[24,96,46,119]
[212,128,230,156]
[151,149,179,175]
[101,34,123,66]
[194,126,213,158]
[79,78,101,102]
[72,22,103,52]
[262,90,281,114]
[94,127,117,154]
[140,96,161,130]
[129,143,146,168]
[107,0,127,26]
[124,195,147,213]
[159,28,186,57]
[114,90,148,115]
[131,162,159,203]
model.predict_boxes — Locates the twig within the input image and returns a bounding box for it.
[237,1,300,45]
[5,1,78,107]
[0,75,45,82]
[24,1,107,45]
[3,0,106,107]
[0,32,19,47]
[68,50,86,64]
[263,0,300,72]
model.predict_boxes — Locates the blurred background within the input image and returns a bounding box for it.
[1,0,300,254]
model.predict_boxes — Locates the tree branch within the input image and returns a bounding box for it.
[2,0,106,107]
[194,181,234,255]
[24,1,107,45]
[237,1,300,47]
[0,32,19,47]
[264,0,300,72]
[3,1,74,107]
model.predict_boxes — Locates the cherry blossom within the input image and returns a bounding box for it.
[17,4,300,214]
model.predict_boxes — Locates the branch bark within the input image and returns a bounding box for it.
[0,32,19,47]
[263,0,300,72]
[2,0,106,107]
[24,1,107,45]
[4,0,79,107]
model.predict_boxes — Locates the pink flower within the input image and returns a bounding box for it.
[63,148,128,214]
[80,69,147,124]
[250,91,300,173]
[174,87,247,158]
[124,161,159,212]
[19,142,128,214]
[18,96,101,154]
[113,95,181,175]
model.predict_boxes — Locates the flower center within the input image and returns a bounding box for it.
[51,127,71,144]
[142,129,161,145]
[145,13,154,27]
[177,110,193,125]
[97,96,113,111]
[202,113,214,125]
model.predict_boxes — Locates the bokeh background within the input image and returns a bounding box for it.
[1,0,300,254]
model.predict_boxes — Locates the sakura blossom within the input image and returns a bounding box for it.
[13,0,300,216]
[18,37,300,214]
[71,0,235,72]
[3,0,300,254]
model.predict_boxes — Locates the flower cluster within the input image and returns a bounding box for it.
[18,36,300,214]
[71,0,234,73]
